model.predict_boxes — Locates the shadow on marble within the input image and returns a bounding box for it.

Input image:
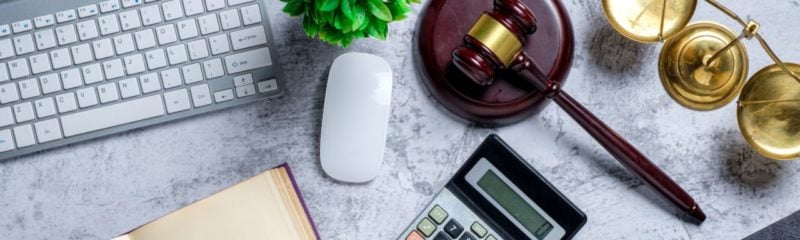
[585,15,655,77]
[715,130,786,188]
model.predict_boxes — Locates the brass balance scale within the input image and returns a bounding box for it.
[602,0,800,160]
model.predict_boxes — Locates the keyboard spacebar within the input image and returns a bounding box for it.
[61,95,165,137]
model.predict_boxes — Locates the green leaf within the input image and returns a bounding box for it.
[282,0,305,16]
[340,0,354,20]
[367,0,393,22]
[350,4,366,31]
[388,0,411,20]
[320,0,340,12]
[302,16,319,38]
[367,19,387,40]
[321,9,335,24]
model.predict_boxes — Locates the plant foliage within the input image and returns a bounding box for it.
[281,0,420,47]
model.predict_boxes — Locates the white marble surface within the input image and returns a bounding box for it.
[2,0,800,239]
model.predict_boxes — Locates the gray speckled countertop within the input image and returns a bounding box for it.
[2,0,800,239]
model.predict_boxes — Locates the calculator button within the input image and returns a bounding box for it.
[405,230,424,240]
[416,218,437,237]
[428,205,449,224]
[433,232,450,240]
[459,232,477,240]
[486,234,498,240]
[444,219,464,238]
[470,222,487,238]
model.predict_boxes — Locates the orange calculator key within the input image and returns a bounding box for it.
[406,230,424,240]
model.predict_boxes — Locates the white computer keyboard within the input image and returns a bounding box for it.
[0,0,284,160]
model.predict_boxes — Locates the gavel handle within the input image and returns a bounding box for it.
[510,53,706,222]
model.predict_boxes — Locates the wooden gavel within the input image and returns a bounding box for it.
[452,0,706,222]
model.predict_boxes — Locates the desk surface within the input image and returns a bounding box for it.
[2,1,800,239]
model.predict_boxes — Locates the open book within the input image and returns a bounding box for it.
[113,164,319,240]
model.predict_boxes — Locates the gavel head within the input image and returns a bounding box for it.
[452,0,537,86]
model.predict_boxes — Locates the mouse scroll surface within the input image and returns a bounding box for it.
[320,53,393,183]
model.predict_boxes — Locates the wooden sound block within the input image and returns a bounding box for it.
[414,0,574,125]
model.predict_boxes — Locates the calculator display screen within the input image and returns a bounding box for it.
[478,170,553,239]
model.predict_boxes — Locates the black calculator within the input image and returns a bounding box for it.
[398,135,586,240]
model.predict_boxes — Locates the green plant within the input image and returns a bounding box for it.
[281,0,420,47]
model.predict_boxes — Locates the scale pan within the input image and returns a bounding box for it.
[602,0,696,42]
[658,22,748,110]
[737,63,800,160]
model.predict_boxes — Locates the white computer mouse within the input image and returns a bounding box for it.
[320,52,393,183]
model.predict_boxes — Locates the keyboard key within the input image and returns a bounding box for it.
[119,9,142,31]
[71,44,93,64]
[208,34,229,55]
[164,88,191,113]
[8,58,31,79]
[0,25,9,37]
[34,97,57,118]
[458,232,477,240]
[139,72,161,93]
[78,4,100,18]
[213,89,233,102]
[228,0,254,6]
[113,33,136,54]
[103,59,125,79]
[56,10,78,23]
[198,14,220,35]
[121,0,143,8]
[50,48,72,69]
[140,5,163,26]
[190,84,211,107]
[203,58,223,79]
[134,29,157,50]
[124,54,146,74]
[166,44,188,65]
[206,0,225,11]
[118,77,141,98]
[0,83,19,104]
[18,78,41,99]
[187,39,209,60]
[39,73,62,94]
[33,15,56,29]
[55,92,78,113]
[77,19,99,41]
[160,68,182,89]
[417,218,436,237]
[97,82,120,103]
[98,14,121,36]
[60,68,83,89]
[444,219,464,238]
[256,79,277,93]
[0,63,8,82]
[82,63,105,84]
[156,24,178,45]
[13,125,35,148]
[219,9,241,30]
[240,4,262,25]
[470,222,487,238]
[182,63,203,83]
[235,84,254,97]
[224,47,271,74]
[433,232,449,240]
[100,0,122,13]
[230,26,267,50]
[34,118,62,143]
[13,34,36,55]
[76,87,99,108]
[0,129,13,152]
[13,102,35,122]
[233,74,252,87]
[145,49,167,69]
[61,94,165,137]
[34,29,57,50]
[177,19,199,39]
[162,0,185,21]
[55,25,79,45]
[0,107,13,127]
[183,0,204,16]
[405,231,424,240]
[0,39,14,60]
[29,53,52,75]
[12,20,33,33]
